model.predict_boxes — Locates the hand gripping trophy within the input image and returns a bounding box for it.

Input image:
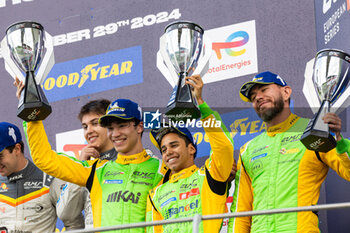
[157,21,211,121]
[301,49,350,152]
[1,21,54,121]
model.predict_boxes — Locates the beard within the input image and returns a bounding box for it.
[257,95,284,122]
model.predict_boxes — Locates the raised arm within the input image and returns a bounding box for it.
[186,74,234,182]
[24,120,94,186]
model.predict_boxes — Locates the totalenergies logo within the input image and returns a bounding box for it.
[43,61,132,91]
[212,31,249,60]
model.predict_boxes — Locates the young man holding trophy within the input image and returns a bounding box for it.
[146,74,235,233]
[18,96,169,232]
[2,21,87,231]
[229,69,350,233]
[6,19,169,232]
[145,21,235,233]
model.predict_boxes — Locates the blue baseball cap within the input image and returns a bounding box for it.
[150,124,197,157]
[239,71,287,102]
[99,99,142,125]
[0,122,22,153]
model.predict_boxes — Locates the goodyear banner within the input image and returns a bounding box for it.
[44,46,143,102]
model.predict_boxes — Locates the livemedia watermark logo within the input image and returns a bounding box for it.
[143,110,162,129]
[143,109,221,130]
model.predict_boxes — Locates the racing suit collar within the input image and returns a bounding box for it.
[266,113,300,137]
[115,149,150,164]
[169,164,199,183]
[7,159,31,182]
[100,148,117,161]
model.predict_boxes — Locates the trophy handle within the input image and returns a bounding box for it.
[35,31,55,85]
[193,34,212,80]
[158,33,179,88]
[1,37,26,82]
[157,50,177,87]
[329,67,350,115]
[303,58,320,114]
[331,86,350,114]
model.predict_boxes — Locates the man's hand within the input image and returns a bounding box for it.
[186,74,204,105]
[227,162,237,183]
[79,144,100,161]
[13,77,24,100]
[323,112,342,141]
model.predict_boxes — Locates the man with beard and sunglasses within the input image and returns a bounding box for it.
[228,71,350,233]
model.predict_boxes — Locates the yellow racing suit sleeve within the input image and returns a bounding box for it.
[146,189,163,233]
[201,102,234,183]
[23,121,94,187]
[228,144,252,233]
[200,102,235,232]
[320,137,350,181]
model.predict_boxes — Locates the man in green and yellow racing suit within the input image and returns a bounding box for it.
[146,74,235,233]
[228,71,350,233]
[23,98,168,232]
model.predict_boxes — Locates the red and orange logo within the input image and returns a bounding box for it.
[0,183,8,190]
[179,188,200,200]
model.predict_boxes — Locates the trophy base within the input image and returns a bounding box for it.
[17,101,52,121]
[166,102,201,121]
[300,129,337,153]
[300,100,337,152]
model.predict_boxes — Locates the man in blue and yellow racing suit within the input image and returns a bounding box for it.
[228,71,350,233]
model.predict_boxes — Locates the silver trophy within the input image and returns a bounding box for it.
[158,21,211,120]
[1,21,54,121]
[301,49,350,152]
